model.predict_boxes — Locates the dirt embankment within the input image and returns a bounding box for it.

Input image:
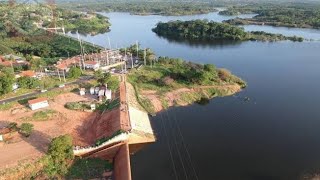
[140,84,242,113]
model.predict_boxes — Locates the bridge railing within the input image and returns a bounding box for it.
[73,132,129,156]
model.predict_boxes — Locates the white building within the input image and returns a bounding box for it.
[98,89,105,97]
[80,88,86,96]
[28,98,49,110]
[84,61,100,70]
[105,89,112,100]
[90,87,95,95]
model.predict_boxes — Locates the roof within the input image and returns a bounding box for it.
[20,70,36,77]
[56,63,68,70]
[28,97,48,105]
[84,61,98,65]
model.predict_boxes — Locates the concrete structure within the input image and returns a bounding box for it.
[90,104,96,111]
[12,83,19,90]
[98,90,105,97]
[74,81,155,180]
[80,88,86,96]
[28,98,49,110]
[105,89,112,100]
[90,87,95,95]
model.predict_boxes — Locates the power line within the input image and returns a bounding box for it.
[159,113,179,180]
[164,110,189,180]
[172,109,200,180]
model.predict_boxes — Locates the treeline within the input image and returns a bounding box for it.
[152,20,304,42]
[0,30,100,59]
[56,10,110,34]
[59,2,218,16]
[220,3,320,29]
[0,3,110,36]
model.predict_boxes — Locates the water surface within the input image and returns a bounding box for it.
[68,12,320,180]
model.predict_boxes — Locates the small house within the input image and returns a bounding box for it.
[19,70,36,78]
[98,89,105,97]
[90,87,95,95]
[84,61,100,70]
[105,89,112,100]
[28,98,49,110]
[80,88,86,96]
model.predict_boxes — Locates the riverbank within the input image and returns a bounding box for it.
[128,57,246,114]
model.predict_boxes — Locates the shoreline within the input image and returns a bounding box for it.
[131,83,242,114]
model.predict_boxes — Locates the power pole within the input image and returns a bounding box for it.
[131,54,133,69]
[144,48,146,66]
[107,36,111,49]
[57,69,61,82]
[136,41,139,60]
[62,70,66,82]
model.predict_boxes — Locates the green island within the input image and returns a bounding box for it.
[59,1,218,16]
[220,2,320,29]
[128,56,246,114]
[152,20,304,42]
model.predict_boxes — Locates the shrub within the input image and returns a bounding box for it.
[20,123,34,137]
[45,135,74,177]
[67,158,113,179]
[68,67,82,79]
[65,102,91,111]
[17,76,40,89]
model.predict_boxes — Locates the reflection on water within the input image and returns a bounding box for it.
[154,34,243,48]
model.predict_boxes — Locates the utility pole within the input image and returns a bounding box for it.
[144,48,146,66]
[131,54,133,69]
[136,41,139,60]
[62,69,66,82]
[57,69,61,82]
[107,36,111,49]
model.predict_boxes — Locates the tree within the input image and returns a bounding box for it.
[94,69,104,80]
[107,76,120,91]
[17,76,40,89]
[20,123,34,137]
[45,135,74,177]
[97,72,111,85]
[68,67,82,79]
[30,58,46,70]
[0,67,15,95]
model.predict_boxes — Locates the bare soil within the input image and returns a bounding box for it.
[0,92,98,169]
[140,84,242,112]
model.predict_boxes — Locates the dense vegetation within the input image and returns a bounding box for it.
[44,135,74,178]
[128,56,246,92]
[59,1,218,16]
[56,10,110,34]
[0,3,110,35]
[221,3,320,29]
[0,68,15,95]
[0,30,100,59]
[153,20,304,42]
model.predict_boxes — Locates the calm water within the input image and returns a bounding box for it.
[70,12,320,180]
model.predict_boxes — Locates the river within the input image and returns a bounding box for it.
[69,11,320,180]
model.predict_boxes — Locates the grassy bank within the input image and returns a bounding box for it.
[128,57,246,113]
